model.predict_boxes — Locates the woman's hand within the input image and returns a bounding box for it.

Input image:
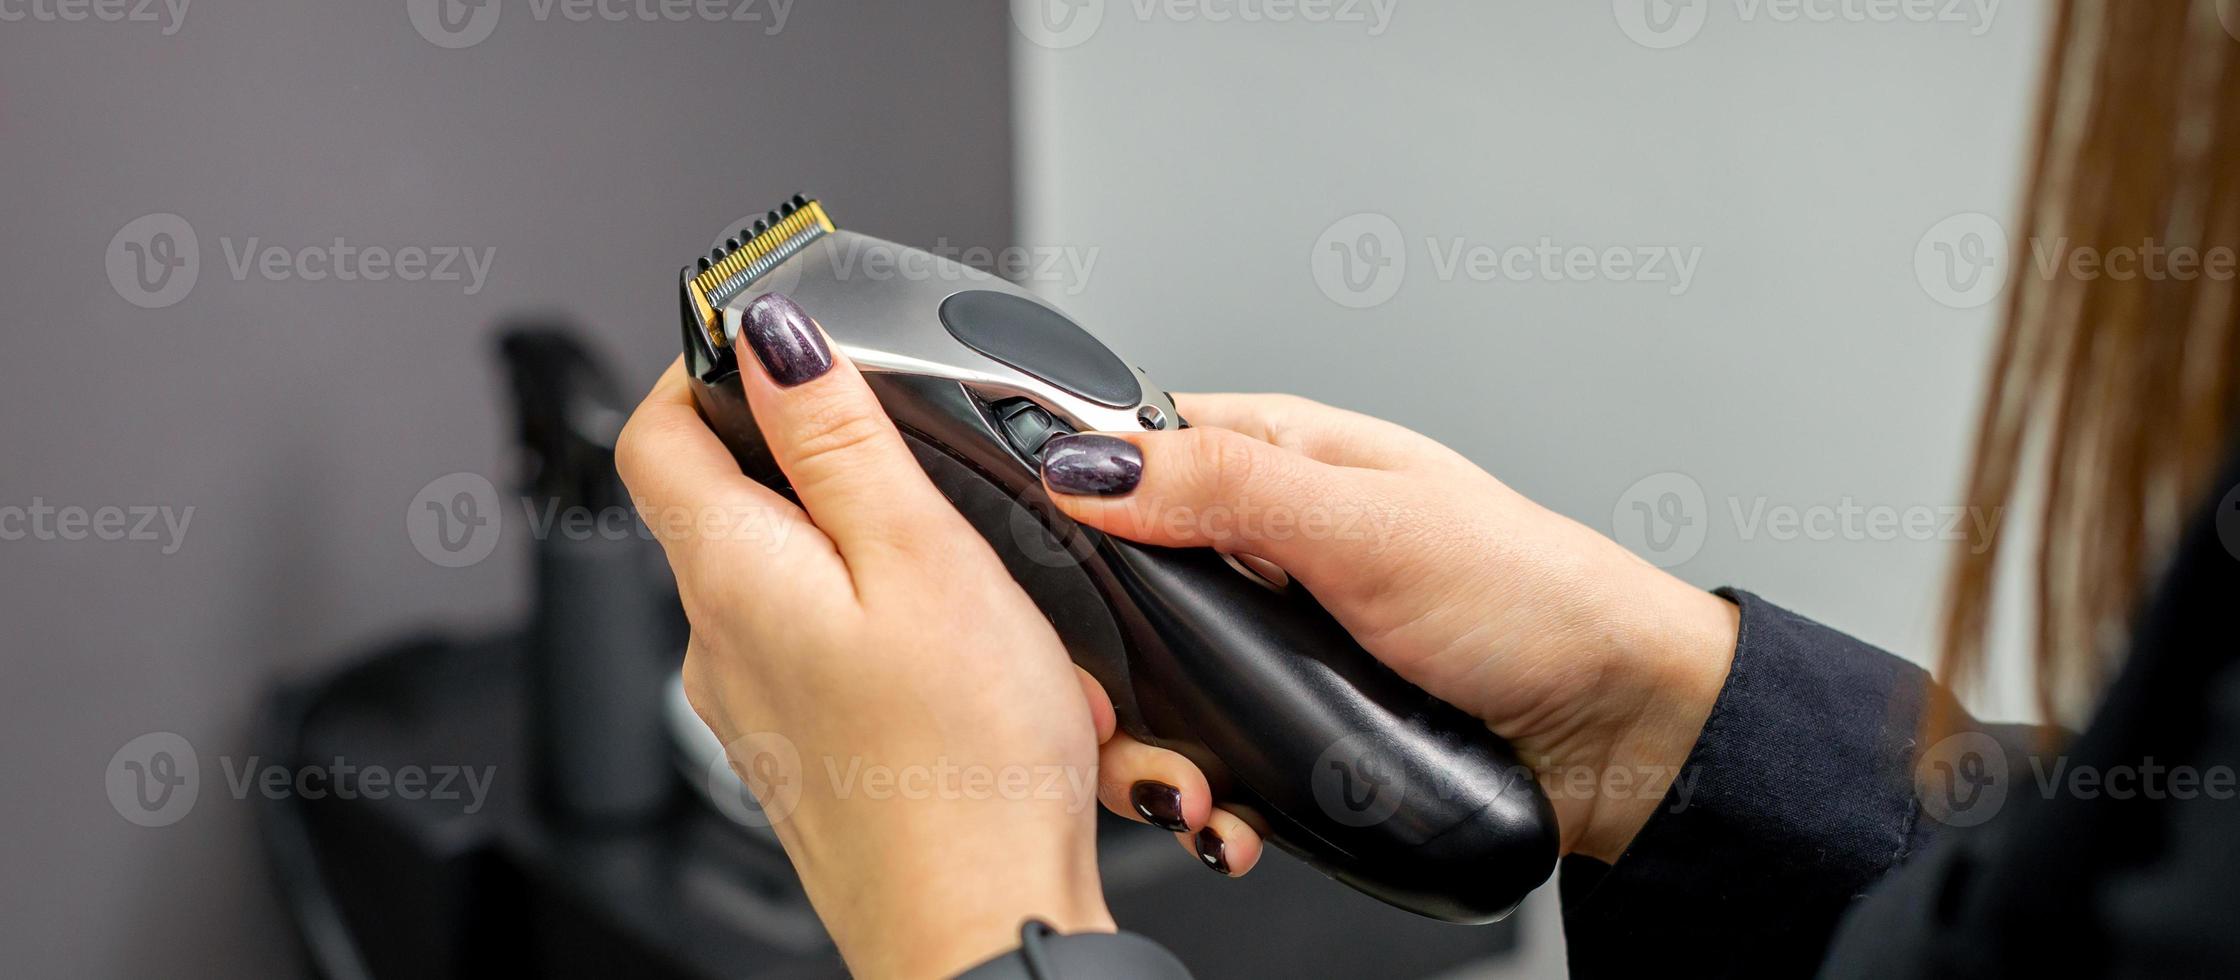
[1039,395,1741,869]
[616,294,1115,979]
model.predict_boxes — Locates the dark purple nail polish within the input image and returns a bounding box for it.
[739,292,833,387]
[1130,781,1189,832]
[1040,433,1142,496]
[1194,827,1231,876]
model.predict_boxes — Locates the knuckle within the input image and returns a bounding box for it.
[680,654,722,724]
[879,514,981,570]
[1191,428,1264,500]
[615,409,702,491]
[1263,391,1324,418]
[785,402,893,482]
[612,410,659,487]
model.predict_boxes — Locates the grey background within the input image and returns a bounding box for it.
[1010,2,2051,972]
[3,0,2066,976]
[1,2,1015,976]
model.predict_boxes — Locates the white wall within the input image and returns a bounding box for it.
[1012,1,2051,974]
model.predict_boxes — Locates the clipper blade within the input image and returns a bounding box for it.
[684,193,836,350]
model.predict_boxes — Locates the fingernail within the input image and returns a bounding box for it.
[1040,433,1142,496]
[1129,781,1189,832]
[738,292,833,387]
[1194,827,1231,876]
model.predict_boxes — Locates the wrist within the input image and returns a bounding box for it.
[849,867,1113,979]
[789,808,1113,979]
[870,886,1113,980]
[1563,578,1738,863]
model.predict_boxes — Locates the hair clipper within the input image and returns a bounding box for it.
[677,196,1558,922]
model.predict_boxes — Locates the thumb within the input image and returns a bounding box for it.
[1037,428,1392,585]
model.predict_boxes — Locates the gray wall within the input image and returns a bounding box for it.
[1010,2,2051,974]
[0,3,1016,976]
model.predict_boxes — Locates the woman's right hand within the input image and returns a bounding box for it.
[1036,393,1741,872]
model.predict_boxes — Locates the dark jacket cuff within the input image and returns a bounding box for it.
[952,921,1192,980]
[1559,589,1934,976]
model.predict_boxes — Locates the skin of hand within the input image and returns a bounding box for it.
[1043,394,1741,870]
[615,302,1120,978]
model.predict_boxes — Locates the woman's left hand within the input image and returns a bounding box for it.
[616,294,1115,979]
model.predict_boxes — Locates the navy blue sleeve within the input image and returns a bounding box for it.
[1557,589,1949,977]
[951,922,1192,980]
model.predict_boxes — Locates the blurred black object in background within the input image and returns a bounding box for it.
[499,326,675,826]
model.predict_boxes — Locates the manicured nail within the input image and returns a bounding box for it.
[739,292,833,387]
[1129,781,1189,832]
[1040,433,1142,496]
[1194,827,1231,876]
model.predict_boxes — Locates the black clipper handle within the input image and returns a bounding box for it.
[1091,536,1559,921]
[687,367,1558,922]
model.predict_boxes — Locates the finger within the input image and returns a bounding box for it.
[1172,392,1446,471]
[1182,807,1264,878]
[1095,732,1214,834]
[1075,667,1117,745]
[730,292,975,570]
[616,358,828,585]
[1038,427,1390,587]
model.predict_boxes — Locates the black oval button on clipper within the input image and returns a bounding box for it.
[939,291,1142,408]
